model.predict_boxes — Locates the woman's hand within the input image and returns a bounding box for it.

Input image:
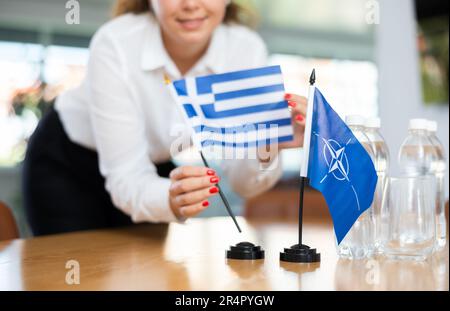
[169,166,220,220]
[278,93,308,150]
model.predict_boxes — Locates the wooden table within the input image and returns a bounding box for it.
[0,217,448,290]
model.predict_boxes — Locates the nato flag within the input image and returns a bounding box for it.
[307,88,378,244]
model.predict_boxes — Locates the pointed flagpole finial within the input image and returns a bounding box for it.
[163,73,171,85]
[309,69,316,86]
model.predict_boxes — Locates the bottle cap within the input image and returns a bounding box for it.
[427,120,438,132]
[345,115,366,126]
[365,117,381,129]
[409,118,429,131]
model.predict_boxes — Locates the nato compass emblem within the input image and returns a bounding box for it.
[314,132,361,211]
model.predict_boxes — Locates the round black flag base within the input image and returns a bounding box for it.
[226,242,264,260]
[280,244,320,263]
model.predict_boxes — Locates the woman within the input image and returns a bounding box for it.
[23,0,307,236]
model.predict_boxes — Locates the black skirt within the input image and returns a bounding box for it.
[22,107,176,236]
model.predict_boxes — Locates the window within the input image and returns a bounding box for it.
[0,41,88,166]
[268,59,377,173]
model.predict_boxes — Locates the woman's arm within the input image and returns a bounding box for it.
[87,29,179,223]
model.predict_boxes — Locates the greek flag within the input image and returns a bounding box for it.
[170,65,293,149]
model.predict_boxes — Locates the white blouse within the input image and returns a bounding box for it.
[55,13,283,223]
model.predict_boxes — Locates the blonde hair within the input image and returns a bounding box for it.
[111,0,257,27]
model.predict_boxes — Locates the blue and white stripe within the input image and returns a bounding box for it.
[172,65,293,148]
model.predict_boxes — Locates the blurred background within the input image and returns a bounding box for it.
[0,0,448,237]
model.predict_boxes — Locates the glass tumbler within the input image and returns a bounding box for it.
[379,175,436,261]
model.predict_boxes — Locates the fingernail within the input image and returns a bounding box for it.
[288,101,296,108]
[206,169,215,176]
[295,114,304,122]
[209,186,219,194]
[179,207,186,217]
[202,201,209,207]
[210,176,220,183]
[284,93,292,100]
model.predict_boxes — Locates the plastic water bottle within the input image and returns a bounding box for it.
[398,119,439,254]
[364,117,390,252]
[427,120,447,251]
[398,119,437,177]
[336,115,375,259]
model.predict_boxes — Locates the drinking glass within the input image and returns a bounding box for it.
[379,175,436,260]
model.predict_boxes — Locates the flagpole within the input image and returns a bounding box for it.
[164,74,241,233]
[298,69,316,246]
[298,177,305,245]
[280,69,320,263]
[199,151,242,233]
[301,69,316,178]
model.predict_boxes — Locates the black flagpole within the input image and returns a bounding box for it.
[298,69,315,246]
[199,151,242,233]
[280,69,320,263]
[298,177,305,245]
[199,145,265,261]
[201,152,264,262]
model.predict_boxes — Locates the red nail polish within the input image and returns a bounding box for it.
[210,176,220,183]
[288,101,296,108]
[202,201,209,207]
[284,93,292,100]
[209,186,218,194]
[295,114,304,122]
[206,169,215,176]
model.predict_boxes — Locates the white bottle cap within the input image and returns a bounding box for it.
[427,120,438,132]
[408,118,429,130]
[365,117,381,128]
[345,115,366,126]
